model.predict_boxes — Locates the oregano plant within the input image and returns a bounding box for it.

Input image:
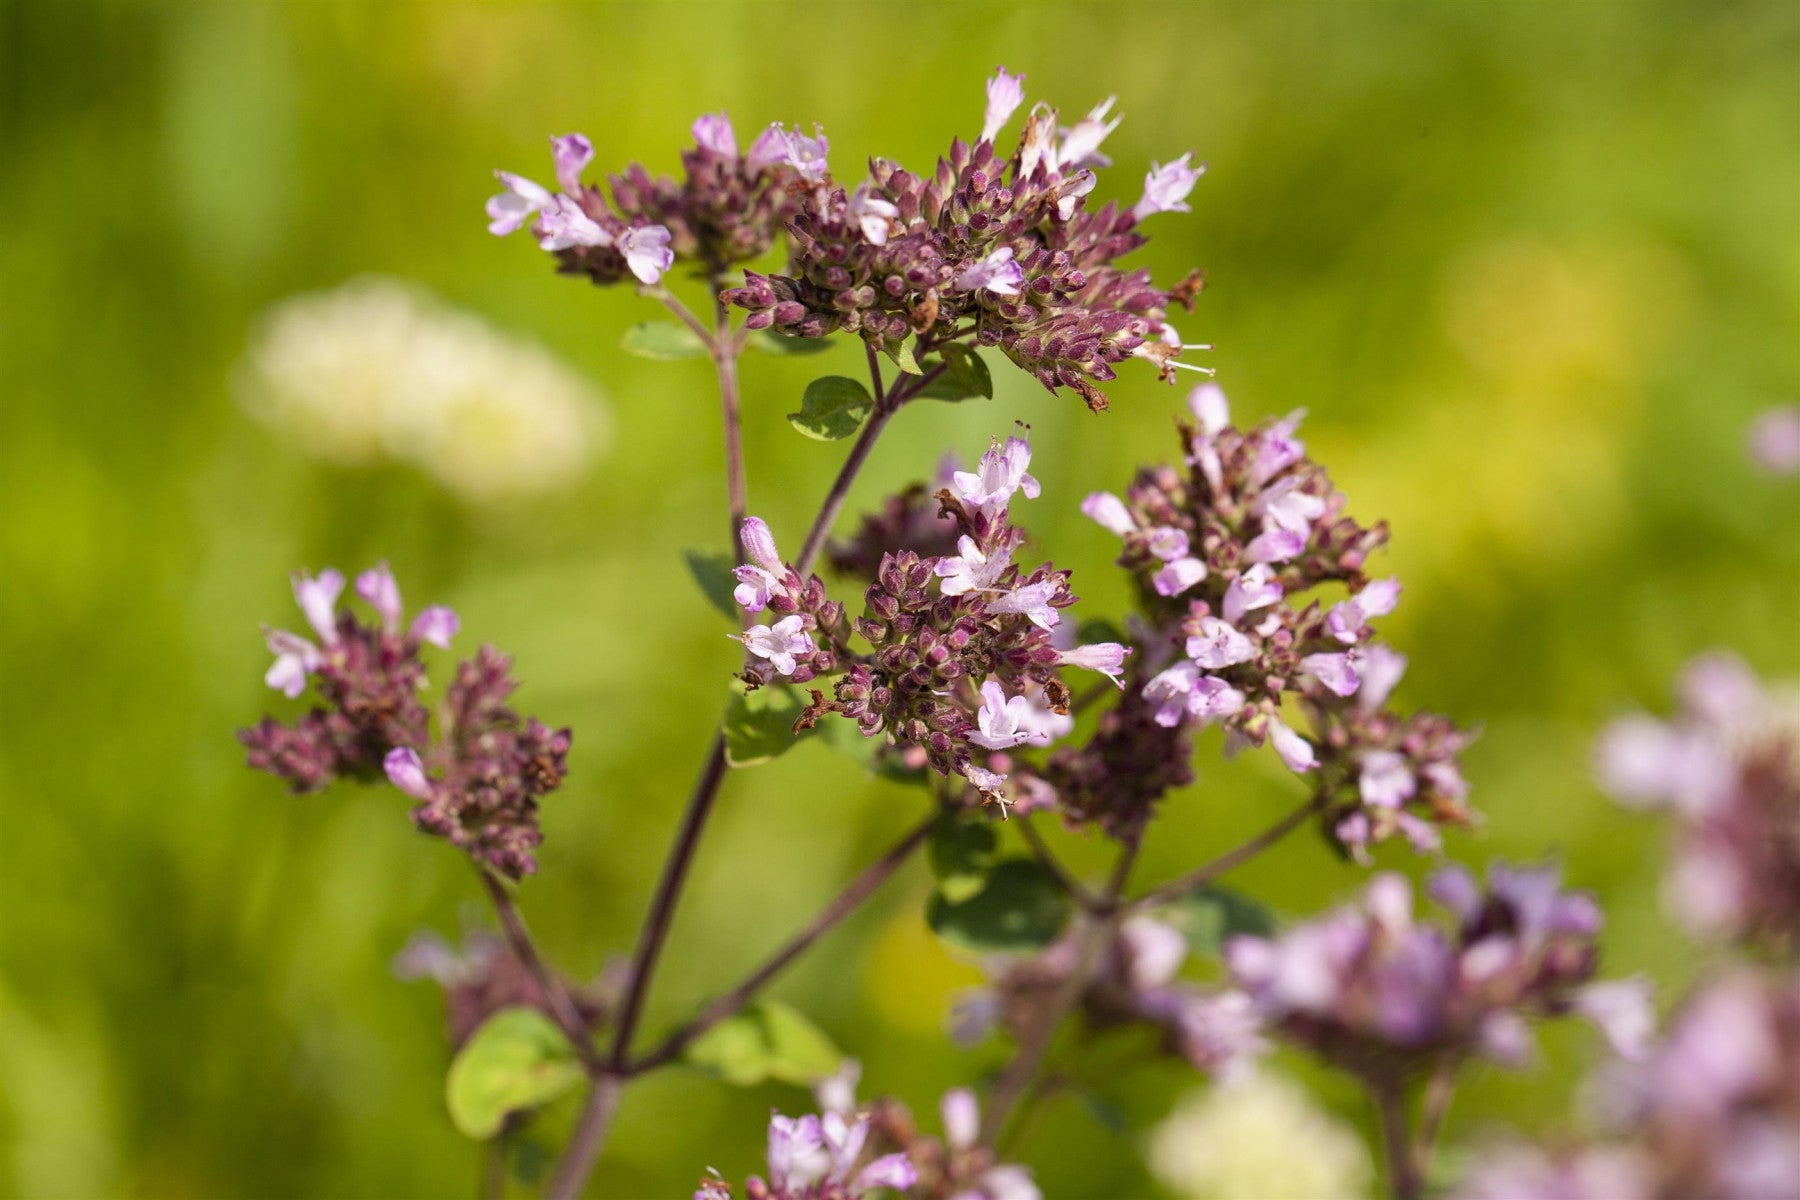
[237,67,1797,1200]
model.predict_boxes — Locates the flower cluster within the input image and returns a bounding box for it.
[237,564,570,878]
[235,277,605,502]
[951,914,1265,1079]
[1457,969,1800,1200]
[1596,650,1800,948]
[696,1065,1042,1200]
[731,433,1127,805]
[721,68,1206,410]
[393,928,616,1051]
[1077,383,1472,855]
[1225,865,1651,1084]
[693,1105,917,1200]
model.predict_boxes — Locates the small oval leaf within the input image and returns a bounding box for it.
[928,812,999,904]
[722,681,817,767]
[684,548,739,620]
[788,375,874,441]
[926,858,1072,954]
[621,321,709,361]
[1169,886,1276,958]
[683,1000,843,1087]
[445,1008,585,1139]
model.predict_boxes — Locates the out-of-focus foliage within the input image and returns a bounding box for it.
[1,2,1794,1197]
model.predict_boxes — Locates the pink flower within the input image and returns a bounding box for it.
[848,186,899,246]
[383,747,434,801]
[986,580,1061,629]
[953,434,1040,513]
[748,123,829,181]
[1249,412,1307,486]
[1154,556,1207,597]
[617,225,674,284]
[1360,750,1416,809]
[1188,382,1230,434]
[1146,526,1190,561]
[355,562,403,633]
[1358,644,1408,710]
[1269,717,1317,773]
[734,615,815,675]
[536,195,609,252]
[740,516,783,575]
[485,170,552,236]
[293,568,345,644]
[1121,916,1189,990]
[1056,642,1131,687]
[1245,527,1305,563]
[1327,577,1402,643]
[1132,152,1204,220]
[956,246,1025,296]
[1056,97,1120,171]
[1301,651,1360,697]
[935,535,1010,596]
[1187,616,1256,669]
[1255,477,1327,535]
[549,133,593,193]
[410,605,459,649]
[1222,564,1282,625]
[262,627,320,698]
[691,112,737,157]
[1144,663,1245,727]
[1081,491,1136,535]
[1749,404,1800,474]
[981,67,1027,144]
[1574,977,1655,1061]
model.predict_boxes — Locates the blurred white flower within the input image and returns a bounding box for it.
[236,277,606,501]
[1147,1070,1373,1200]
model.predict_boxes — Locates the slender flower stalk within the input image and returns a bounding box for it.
[632,812,937,1074]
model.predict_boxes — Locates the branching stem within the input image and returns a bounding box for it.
[1127,791,1324,911]
[630,811,936,1074]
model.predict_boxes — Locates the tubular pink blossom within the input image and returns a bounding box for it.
[1269,717,1317,773]
[409,605,459,649]
[617,224,675,284]
[292,568,345,644]
[1082,491,1136,535]
[691,112,737,157]
[955,245,1025,296]
[549,132,593,193]
[355,561,403,633]
[981,67,1027,144]
[1154,556,1207,597]
[1132,152,1205,220]
[383,747,434,801]
[485,171,551,236]
[1057,642,1130,687]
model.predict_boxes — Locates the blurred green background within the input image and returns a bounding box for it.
[2,2,1796,1196]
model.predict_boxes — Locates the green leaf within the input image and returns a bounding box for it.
[621,321,709,361]
[1074,617,1127,647]
[749,330,834,356]
[928,812,999,904]
[682,1000,843,1087]
[445,1008,585,1140]
[887,337,922,375]
[918,344,994,402]
[684,548,739,620]
[787,375,874,441]
[926,858,1072,954]
[722,681,817,767]
[1169,885,1276,958]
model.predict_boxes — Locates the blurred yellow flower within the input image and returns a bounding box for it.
[1147,1070,1373,1200]
[235,277,606,502]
